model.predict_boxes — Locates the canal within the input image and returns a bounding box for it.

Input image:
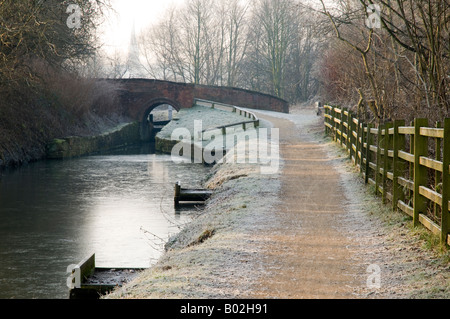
[0,144,210,299]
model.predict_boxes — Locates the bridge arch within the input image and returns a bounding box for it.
[140,98,182,141]
[106,78,289,141]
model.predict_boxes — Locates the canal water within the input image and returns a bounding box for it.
[0,144,210,299]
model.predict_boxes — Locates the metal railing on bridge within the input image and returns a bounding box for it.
[194,98,260,134]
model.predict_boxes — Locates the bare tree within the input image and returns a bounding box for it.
[250,0,299,99]
[0,0,111,88]
[318,0,449,121]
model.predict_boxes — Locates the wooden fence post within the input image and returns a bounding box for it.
[340,108,345,146]
[382,123,393,204]
[348,111,354,160]
[332,107,337,142]
[365,123,374,184]
[413,118,428,227]
[375,124,383,196]
[441,118,450,243]
[434,122,442,220]
[392,120,406,211]
[359,123,366,174]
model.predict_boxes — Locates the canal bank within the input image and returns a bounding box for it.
[46,122,141,159]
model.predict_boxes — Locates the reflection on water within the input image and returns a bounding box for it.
[0,144,209,298]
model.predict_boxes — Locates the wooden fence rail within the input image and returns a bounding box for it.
[324,105,450,245]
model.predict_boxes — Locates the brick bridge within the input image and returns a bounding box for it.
[106,79,289,141]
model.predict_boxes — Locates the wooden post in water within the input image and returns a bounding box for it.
[174,181,181,207]
[413,118,428,227]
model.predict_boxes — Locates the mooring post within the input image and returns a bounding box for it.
[174,181,181,206]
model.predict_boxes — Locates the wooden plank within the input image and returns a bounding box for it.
[370,128,378,135]
[386,191,393,202]
[420,127,444,139]
[353,117,359,125]
[419,186,442,206]
[386,171,394,180]
[387,150,394,157]
[398,177,414,191]
[398,126,415,135]
[369,145,378,153]
[325,122,333,129]
[419,156,443,172]
[334,107,342,114]
[398,200,414,217]
[398,150,415,163]
[419,214,442,236]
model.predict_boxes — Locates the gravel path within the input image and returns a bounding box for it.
[105,105,449,299]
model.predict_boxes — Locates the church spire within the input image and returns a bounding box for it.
[127,20,141,78]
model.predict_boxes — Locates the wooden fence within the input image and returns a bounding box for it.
[324,105,450,245]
